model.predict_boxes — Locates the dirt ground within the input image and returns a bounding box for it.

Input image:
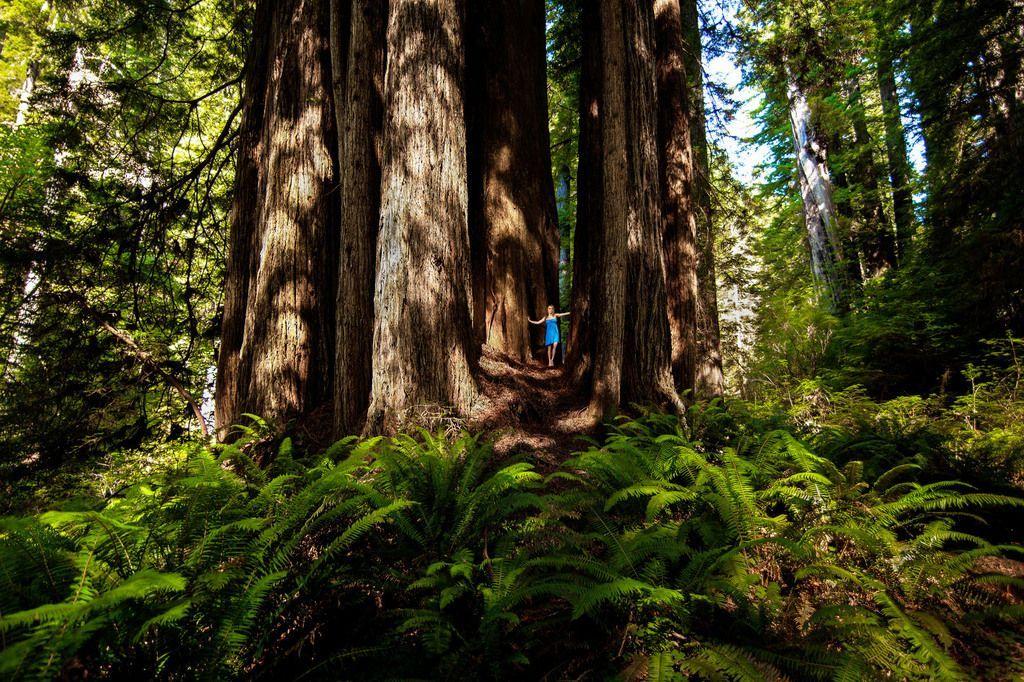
[470,346,597,468]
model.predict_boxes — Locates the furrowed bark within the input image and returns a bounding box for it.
[365,0,479,434]
[215,0,339,437]
[587,0,629,417]
[467,0,560,362]
[215,0,273,438]
[680,0,723,397]
[329,0,351,162]
[619,0,679,411]
[655,0,699,395]
[334,1,386,435]
[587,0,680,420]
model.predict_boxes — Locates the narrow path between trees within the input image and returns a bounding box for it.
[472,347,594,467]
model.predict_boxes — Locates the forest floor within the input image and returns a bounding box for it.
[472,347,595,468]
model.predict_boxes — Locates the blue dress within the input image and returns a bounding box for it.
[545,317,560,346]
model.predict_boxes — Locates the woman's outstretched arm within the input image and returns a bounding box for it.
[556,312,571,317]
[528,317,544,324]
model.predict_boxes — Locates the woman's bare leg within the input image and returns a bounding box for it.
[547,344,554,367]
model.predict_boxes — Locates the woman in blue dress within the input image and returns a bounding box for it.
[529,305,570,367]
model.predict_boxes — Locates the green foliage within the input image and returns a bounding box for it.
[0,0,245,467]
[730,0,1023,398]
[2,405,1022,679]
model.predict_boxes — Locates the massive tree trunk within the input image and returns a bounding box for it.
[787,76,848,312]
[567,1,602,386]
[215,0,339,438]
[654,0,698,395]
[364,0,479,434]
[680,0,723,398]
[585,0,679,419]
[875,33,915,260]
[334,1,386,435]
[619,0,678,410]
[849,83,898,276]
[467,0,560,362]
[585,0,629,416]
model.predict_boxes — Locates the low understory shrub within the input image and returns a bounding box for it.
[2,405,1023,680]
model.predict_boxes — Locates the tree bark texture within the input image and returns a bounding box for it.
[586,0,629,416]
[680,0,723,397]
[365,0,479,434]
[329,0,351,164]
[215,0,339,438]
[467,0,560,362]
[787,76,848,312]
[215,0,272,437]
[334,1,386,435]
[654,0,699,395]
[586,0,679,419]
[618,0,678,410]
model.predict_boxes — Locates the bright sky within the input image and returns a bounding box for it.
[706,50,765,184]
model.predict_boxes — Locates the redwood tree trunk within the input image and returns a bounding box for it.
[680,0,723,397]
[216,0,270,437]
[586,0,680,419]
[215,0,339,437]
[654,0,699,395]
[365,0,479,434]
[586,0,629,416]
[467,0,560,362]
[334,1,386,435]
[329,0,351,163]
[619,0,678,410]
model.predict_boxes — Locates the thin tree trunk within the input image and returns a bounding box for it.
[680,0,723,397]
[875,33,915,259]
[215,0,339,437]
[849,83,898,275]
[467,0,560,362]
[365,0,479,434]
[787,76,847,312]
[654,0,698,395]
[568,1,602,386]
[334,1,386,435]
[15,60,37,127]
